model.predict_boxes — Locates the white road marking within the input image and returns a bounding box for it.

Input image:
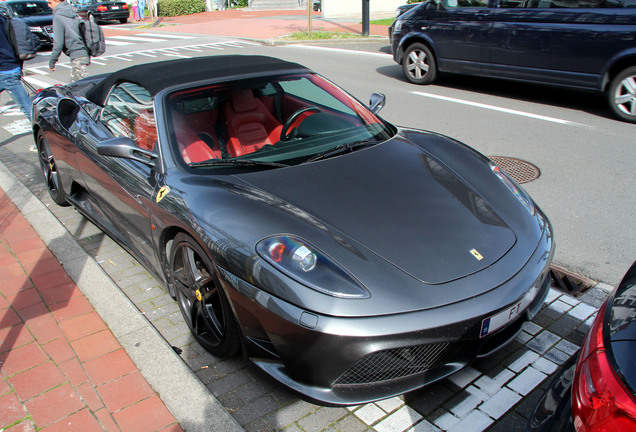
[2,118,31,134]
[105,39,134,46]
[24,40,258,76]
[284,44,392,58]
[412,91,584,126]
[137,32,195,39]
[109,35,171,43]
[23,76,53,89]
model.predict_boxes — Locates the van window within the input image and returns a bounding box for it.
[501,0,636,7]
[443,0,489,7]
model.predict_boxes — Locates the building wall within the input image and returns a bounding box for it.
[322,0,405,19]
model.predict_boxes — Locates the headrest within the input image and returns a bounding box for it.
[231,89,257,113]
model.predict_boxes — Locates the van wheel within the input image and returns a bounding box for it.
[402,43,437,85]
[608,66,636,123]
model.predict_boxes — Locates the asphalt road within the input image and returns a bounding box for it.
[17,30,636,286]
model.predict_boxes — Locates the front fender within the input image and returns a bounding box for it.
[395,32,438,65]
[600,48,636,91]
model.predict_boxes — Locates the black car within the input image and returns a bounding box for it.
[391,0,636,123]
[0,0,53,48]
[526,261,636,432]
[74,0,129,23]
[30,55,554,406]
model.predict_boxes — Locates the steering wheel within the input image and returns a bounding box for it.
[280,106,321,141]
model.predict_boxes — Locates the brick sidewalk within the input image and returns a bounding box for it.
[0,189,181,432]
[101,9,390,40]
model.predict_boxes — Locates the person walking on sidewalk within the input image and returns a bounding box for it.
[48,0,90,83]
[131,0,140,22]
[138,0,145,21]
[0,14,32,121]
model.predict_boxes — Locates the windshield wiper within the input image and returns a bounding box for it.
[190,159,288,169]
[304,140,376,163]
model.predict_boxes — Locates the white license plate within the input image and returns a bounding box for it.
[480,286,537,338]
[111,6,120,9]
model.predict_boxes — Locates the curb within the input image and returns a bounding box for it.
[0,157,243,432]
[264,36,389,46]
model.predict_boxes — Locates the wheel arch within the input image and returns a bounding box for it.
[32,123,42,144]
[158,225,233,300]
[159,225,192,298]
[164,227,244,357]
[396,33,438,66]
[601,51,636,92]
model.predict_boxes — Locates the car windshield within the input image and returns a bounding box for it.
[8,1,52,17]
[165,73,395,169]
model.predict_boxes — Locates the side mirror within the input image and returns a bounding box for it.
[97,137,157,167]
[369,92,386,114]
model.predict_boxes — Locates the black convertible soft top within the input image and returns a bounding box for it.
[84,55,309,106]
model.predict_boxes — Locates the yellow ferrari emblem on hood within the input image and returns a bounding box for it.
[156,186,170,203]
[470,249,484,261]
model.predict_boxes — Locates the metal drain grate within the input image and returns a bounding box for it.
[550,265,597,296]
[489,156,540,184]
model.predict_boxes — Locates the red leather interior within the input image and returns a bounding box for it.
[172,110,221,164]
[133,110,157,151]
[224,89,283,157]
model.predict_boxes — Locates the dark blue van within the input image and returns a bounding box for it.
[391,0,636,122]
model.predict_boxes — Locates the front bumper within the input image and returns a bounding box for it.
[31,26,54,47]
[220,224,554,406]
[93,10,129,21]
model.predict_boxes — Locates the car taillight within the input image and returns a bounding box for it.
[572,301,636,432]
[122,3,128,9]
[97,5,107,11]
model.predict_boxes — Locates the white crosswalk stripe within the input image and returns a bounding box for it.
[109,35,170,43]
[139,32,196,39]
[23,40,259,76]
[105,39,135,46]
[104,33,196,45]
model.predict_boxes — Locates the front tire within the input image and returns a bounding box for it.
[169,233,240,358]
[608,66,636,123]
[37,132,69,207]
[402,43,437,85]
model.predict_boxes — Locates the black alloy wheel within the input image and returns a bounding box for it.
[170,233,240,357]
[37,132,69,207]
[608,66,636,123]
[403,43,437,85]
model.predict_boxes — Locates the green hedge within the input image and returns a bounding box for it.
[157,0,205,17]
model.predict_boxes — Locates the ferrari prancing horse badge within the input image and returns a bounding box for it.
[470,249,484,261]
[156,186,170,203]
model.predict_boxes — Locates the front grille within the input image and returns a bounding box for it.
[334,342,462,385]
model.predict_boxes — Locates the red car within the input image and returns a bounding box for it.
[526,261,636,432]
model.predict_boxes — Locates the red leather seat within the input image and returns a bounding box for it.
[172,110,221,164]
[224,89,283,157]
[133,109,157,151]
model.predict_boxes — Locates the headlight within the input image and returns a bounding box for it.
[257,235,369,299]
[29,26,43,32]
[489,162,535,215]
[393,18,403,33]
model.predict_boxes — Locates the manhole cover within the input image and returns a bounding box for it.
[489,156,540,184]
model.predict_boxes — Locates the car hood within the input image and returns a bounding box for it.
[237,138,516,285]
[20,16,53,26]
